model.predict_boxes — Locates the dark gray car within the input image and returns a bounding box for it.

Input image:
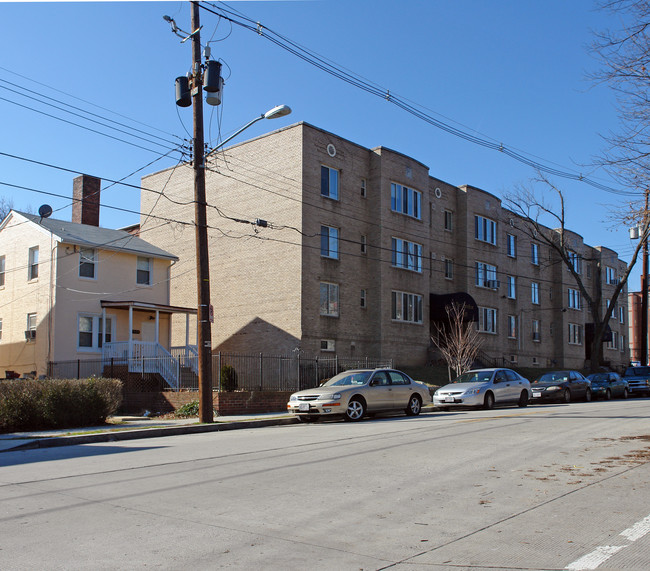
[531,370,592,403]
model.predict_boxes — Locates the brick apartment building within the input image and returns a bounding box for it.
[140,122,629,370]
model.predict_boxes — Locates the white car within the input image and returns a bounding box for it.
[287,368,432,422]
[433,368,532,410]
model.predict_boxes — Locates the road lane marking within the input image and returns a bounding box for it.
[566,512,650,570]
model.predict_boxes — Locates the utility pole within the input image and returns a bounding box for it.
[190,1,213,422]
[641,188,649,366]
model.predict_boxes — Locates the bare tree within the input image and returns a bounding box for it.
[0,197,14,222]
[431,302,483,380]
[505,173,649,371]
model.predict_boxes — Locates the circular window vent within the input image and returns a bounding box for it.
[327,143,336,157]
[434,187,442,199]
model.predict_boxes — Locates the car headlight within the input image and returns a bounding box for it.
[289,395,298,401]
[546,386,561,392]
[318,393,341,401]
[464,387,482,396]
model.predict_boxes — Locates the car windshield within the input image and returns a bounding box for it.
[625,367,650,376]
[535,372,569,383]
[452,371,493,384]
[323,371,372,387]
[587,374,607,382]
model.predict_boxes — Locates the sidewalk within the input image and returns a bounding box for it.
[0,413,298,453]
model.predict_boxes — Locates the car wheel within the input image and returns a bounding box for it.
[344,398,365,422]
[405,395,422,416]
[585,389,592,402]
[563,389,571,403]
[517,391,529,407]
[623,388,629,399]
[483,392,495,410]
[605,389,612,401]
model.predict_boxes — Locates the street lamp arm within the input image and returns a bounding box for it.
[205,104,291,158]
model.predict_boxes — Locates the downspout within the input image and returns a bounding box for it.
[47,235,57,370]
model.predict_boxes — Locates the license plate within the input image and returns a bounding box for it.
[299,402,310,412]
[445,396,455,403]
[532,392,541,398]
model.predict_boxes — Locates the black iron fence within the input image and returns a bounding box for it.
[47,353,393,392]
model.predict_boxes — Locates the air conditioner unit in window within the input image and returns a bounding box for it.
[486,280,500,289]
[24,330,36,340]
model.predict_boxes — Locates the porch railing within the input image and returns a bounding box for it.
[104,341,179,389]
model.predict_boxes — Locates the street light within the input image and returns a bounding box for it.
[205,105,292,158]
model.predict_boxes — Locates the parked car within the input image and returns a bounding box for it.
[586,372,629,400]
[433,368,531,410]
[530,370,591,403]
[622,366,650,397]
[287,368,431,422]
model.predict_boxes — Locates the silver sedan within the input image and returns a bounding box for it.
[287,368,432,422]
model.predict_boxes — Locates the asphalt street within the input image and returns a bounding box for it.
[1,399,649,570]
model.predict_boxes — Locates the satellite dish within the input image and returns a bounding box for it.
[38,204,53,219]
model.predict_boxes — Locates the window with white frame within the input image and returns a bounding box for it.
[605,266,617,284]
[320,225,339,259]
[606,331,618,350]
[568,251,582,274]
[26,313,37,339]
[620,305,625,324]
[475,215,497,245]
[136,256,152,285]
[506,234,516,258]
[444,258,453,279]
[78,314,113,350]
[391,291,423,324]
[0,318,3,341]
[320,339,335,352]
[391,183,421,219]
[444,210,453,231]
[568,323,582,345]
[79,247,97,279]
[360,235,367,255]
[507,275,516,299]
[360,289,366,308]
[607,299,616,319]
[28,246,39,280]
[475,261,498,288]
[321,165,339,200]
[621,334,626,352]
[532,319,541,342]
[507,315,517,339]
[391,237,422,272]
[360,178,367,198]
[0,255,4,288]
[567,288,582,310]
[477,307,497,334]
[531,282,540,305]
[320,282,339,317]
[531,243,539,265]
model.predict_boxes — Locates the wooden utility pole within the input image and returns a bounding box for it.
[641,188,649,366]
[190,1,213,422]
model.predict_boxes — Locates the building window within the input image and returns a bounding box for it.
[78,314,113,350]
[360,178,367,198]
[507,275,516,299]
[619,305,625,324]
[0,318,3,341]
[531,243,539,266]
[477,307,497,334]
[26,312,37,340]
[136,257,152,285]
[568,251,582,274]
[444,259,453,280]
[532,319,541,342]
[360,235,367,255]
[391,238,422,272]
[0,255,5,287]
[391,183,421,219]
[79,248,97,279]
[320,282,339,317]
[506,234,516,258]
[360,289,367,308]
[621,334,626,353]
[391,291,423,324]
[28,246,39,280]
[320,339,335,352]
[605,266,617,284]
[444,210,453,231]
[507,315,517,339]
[531,282,540,305]
[475,261,498,289]
[475,215,497,245]
[320,225,339,259]
[567,288,582,310]
[321,165,339,200]
[607,331,618,350]
[568,323,583,345]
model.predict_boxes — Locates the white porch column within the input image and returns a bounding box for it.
[186,313,190,350]
[101,306,107,360]
[155,310,160,345]
[128,305,133,358]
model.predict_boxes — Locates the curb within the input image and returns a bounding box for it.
[2,416,300,452]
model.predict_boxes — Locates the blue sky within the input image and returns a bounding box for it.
[0,1,641,286]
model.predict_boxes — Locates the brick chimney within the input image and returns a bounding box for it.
[72,174,101,226]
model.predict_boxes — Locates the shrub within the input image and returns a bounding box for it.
[220,365,238,392]
[0,377,123,432]
[174,400,199,418]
